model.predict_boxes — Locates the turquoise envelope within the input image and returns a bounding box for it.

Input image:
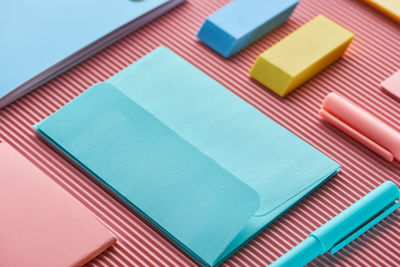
[34,47,340,266]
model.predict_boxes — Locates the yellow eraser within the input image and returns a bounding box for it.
[364,0,400,23]
[249,15,354,97]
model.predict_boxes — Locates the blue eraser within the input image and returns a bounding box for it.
[197,0,299,58]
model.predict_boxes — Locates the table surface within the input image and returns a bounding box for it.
[1,0,399,266]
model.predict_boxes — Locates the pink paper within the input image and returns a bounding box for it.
[0,141,116,267]
[381,70,400,101]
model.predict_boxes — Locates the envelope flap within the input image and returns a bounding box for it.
[35,83,260,265]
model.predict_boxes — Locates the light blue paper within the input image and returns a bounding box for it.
[35,47,340,266]
[0,0,169,98]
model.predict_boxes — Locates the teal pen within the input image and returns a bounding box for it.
[271,181,400,267]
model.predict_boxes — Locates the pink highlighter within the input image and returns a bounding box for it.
[320,93,400,161]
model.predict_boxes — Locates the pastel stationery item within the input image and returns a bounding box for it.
[34,47,340,267]
[196,0,299,58]
[381,70,400,100]
[320,93,400,161]
[35,47,340,266]
[0,141,116,267]
[271,181,400,267]
[0,0,184,108]
[364,0,400,23]
[250,15,354,97]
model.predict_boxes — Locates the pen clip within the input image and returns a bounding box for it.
[330,200,400,254]
[319,109,394,161]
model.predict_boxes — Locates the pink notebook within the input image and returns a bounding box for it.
[0,141,116,267]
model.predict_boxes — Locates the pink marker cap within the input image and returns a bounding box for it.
[381,70,400,101]
[319,93,400,161]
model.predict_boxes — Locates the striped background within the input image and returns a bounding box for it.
[1,0,400,266]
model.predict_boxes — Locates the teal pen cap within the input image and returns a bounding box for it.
[271,181,400,267]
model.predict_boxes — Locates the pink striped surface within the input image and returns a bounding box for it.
[1,0,400,266]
